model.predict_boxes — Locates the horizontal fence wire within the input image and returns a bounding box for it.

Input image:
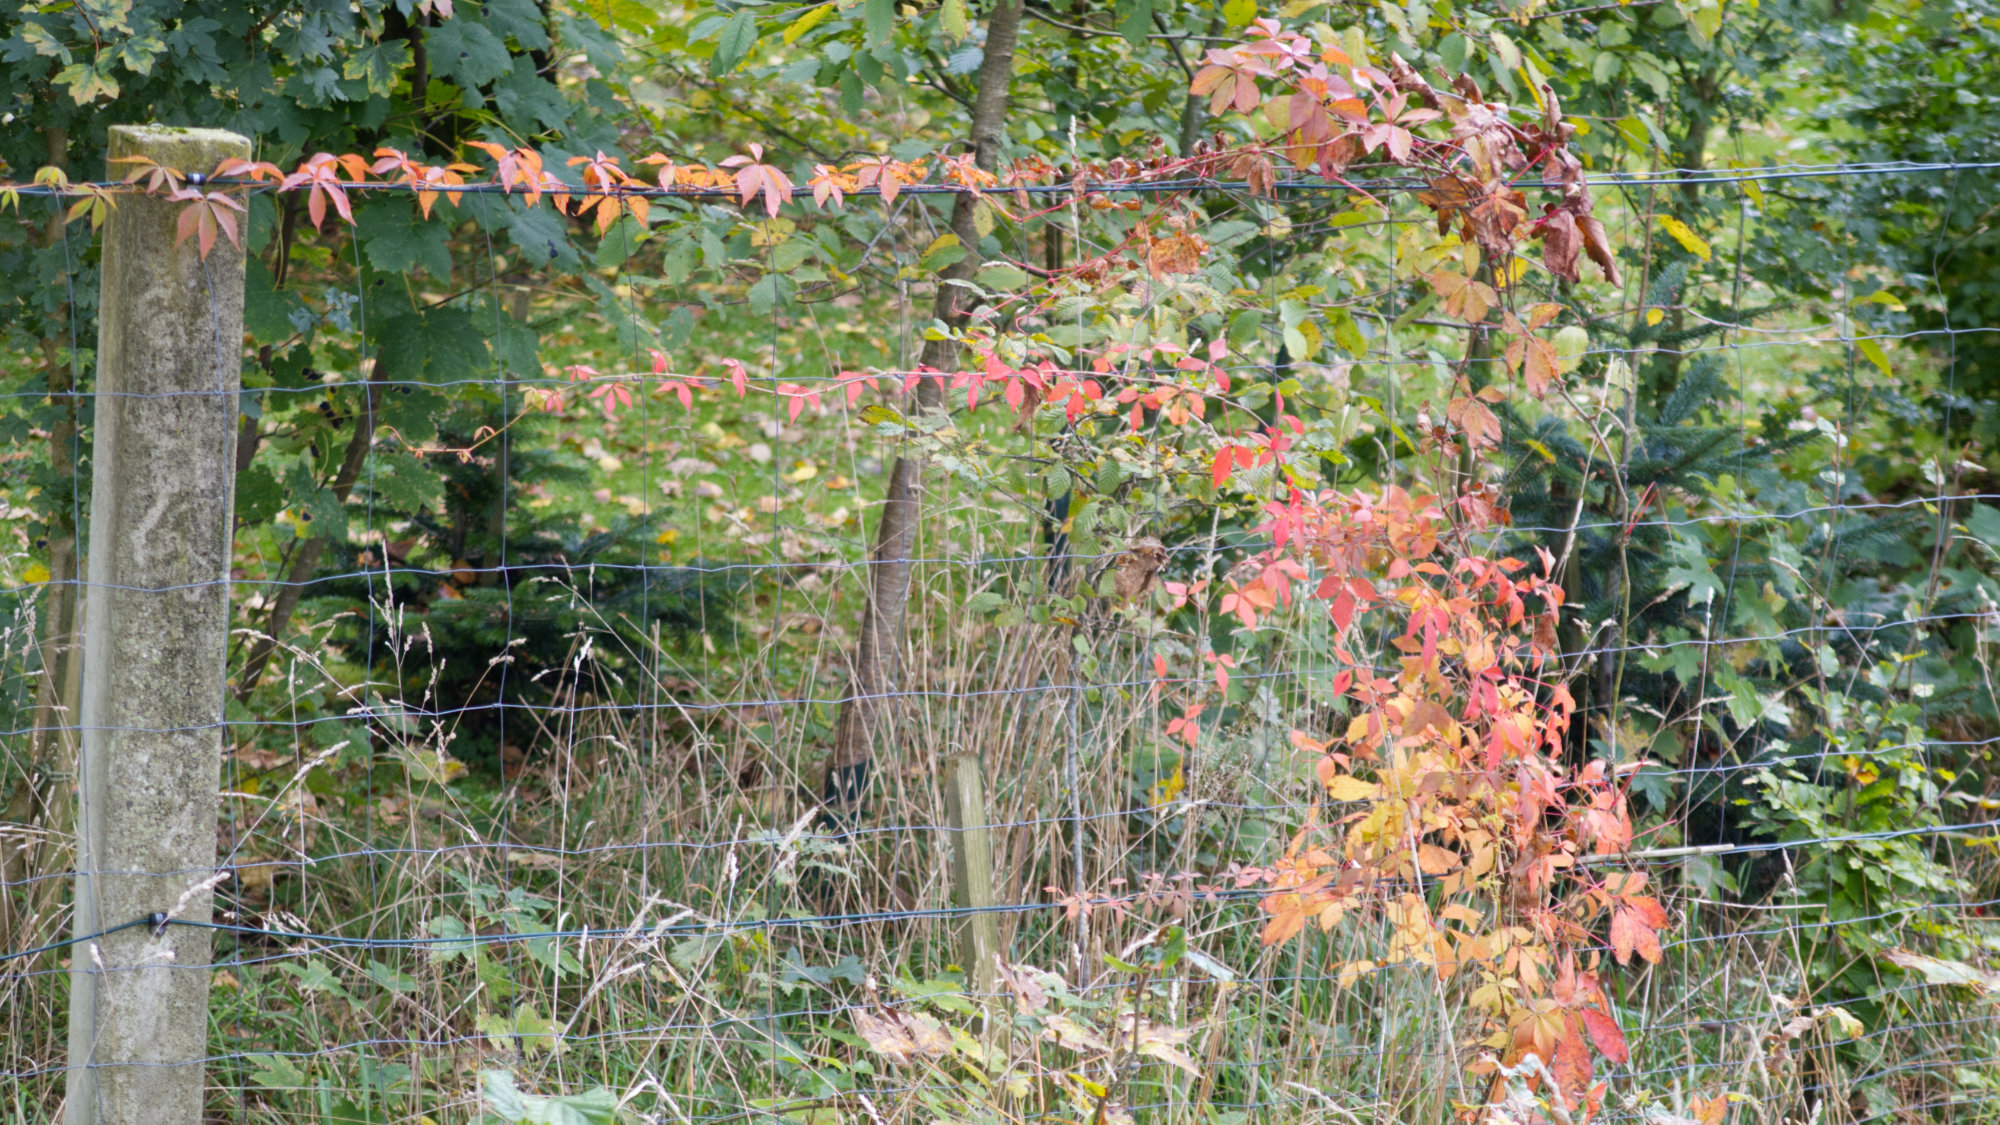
[0,149,1994,1125]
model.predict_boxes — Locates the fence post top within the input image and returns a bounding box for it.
[105,124,250,166]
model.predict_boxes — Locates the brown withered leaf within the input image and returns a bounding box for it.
[1467,183,1528,263]
[1416,174,1477,238]
[996,961,1051,1011]
[854,1009,953,1065]
[1386,51,1440,110]
[1316,132,1364,179]
[1523,336,1560,398]
[1040,1014,1111,1053]
[1114,536,1170,601]
[1232,151,1276,197]
[1533,610,1559,655]
[1446,394,1502,451]
[1147,232,1207,278]
[1123,1017,1202,1077]
[1538,209,1581,283]
[1580,214,1620,285]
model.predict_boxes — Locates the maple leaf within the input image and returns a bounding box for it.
[721,143,794,217]
[851,153,910,205]
[1608,895,1667,965]
[113,153,185,193]
[1429,269,1496,324]
[280,152,370,230]
[1190,49,1265,116]
[169,187,246,260]
[808,163,849,209]
[469,142,551,208]
[1445,393,1501,451]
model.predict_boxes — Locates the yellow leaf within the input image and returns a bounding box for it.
[1856,335,1892,378]
[1645,307,1664,327]
[1325,775,1377,802]
[1656,215,1711,261]
[782,2,835,43]
[1417,843,1462,875]
[20,562,49,585]
[1439,902,1484,925]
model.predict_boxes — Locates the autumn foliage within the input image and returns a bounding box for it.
[11,10,1665,1118]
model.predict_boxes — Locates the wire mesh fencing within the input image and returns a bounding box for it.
[0,149,1996,1125]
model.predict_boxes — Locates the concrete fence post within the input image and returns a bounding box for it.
[64,124,249,1125]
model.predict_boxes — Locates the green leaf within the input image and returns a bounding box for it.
[363,447,444,515]
[710,9,759,76]
[478,1004,563,1056]
[920,232,966,271]
[1116,0,1152,47]
[1326,306,1365,356]
[235,465,284,525]
[492,56,572,130]
[247,1052,306,1090]
[1438,31,1468,74]
[362,204,454,280]
[427,16,512,86]
[1222,0,1256,27]
[503,198,580,270]
[975,262,1029,291]
[939,0,969,41]
[771,238,815,272]
[1661,535,1722,608]
[864,0,893,47]
[243,260,306,344]
[482,1070,620,1125]
[277,958,348,997]
[486,0,553,49]
[342,41,410,98]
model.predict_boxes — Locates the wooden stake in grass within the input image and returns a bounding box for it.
[65,124,248,1125]
[943,752,1002,1001]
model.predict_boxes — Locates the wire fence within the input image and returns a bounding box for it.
[0,151,1996,1125]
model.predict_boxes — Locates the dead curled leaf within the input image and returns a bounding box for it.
[997,961,1052,1011]
[1039,1014,1111,1053]
[854,1008,952,1065]
[1123,1017,1202,1076]
[1114,536,1169,602]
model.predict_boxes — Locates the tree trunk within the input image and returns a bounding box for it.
[819,0,1027,817]
[234,381,382,702]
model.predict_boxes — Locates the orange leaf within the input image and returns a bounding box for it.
[1580,1007,1628,1063]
